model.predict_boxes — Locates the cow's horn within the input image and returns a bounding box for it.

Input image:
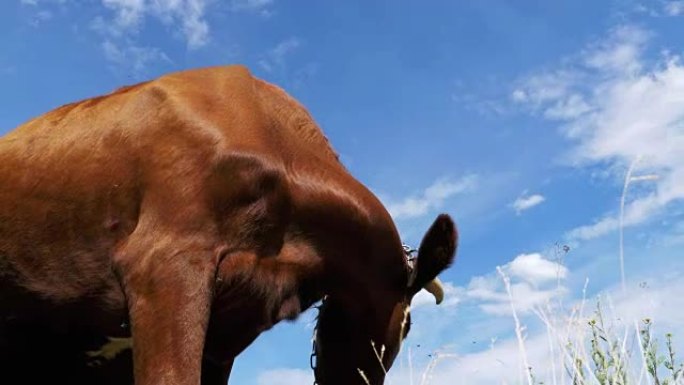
[424,278,445,305]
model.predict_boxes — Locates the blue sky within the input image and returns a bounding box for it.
[2,1,684,384]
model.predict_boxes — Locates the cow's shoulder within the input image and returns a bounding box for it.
[152,65,257,104]
[158,65,253,83]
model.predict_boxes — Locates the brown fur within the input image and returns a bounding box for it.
[0,65,457,385]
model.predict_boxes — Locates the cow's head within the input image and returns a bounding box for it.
[313,214,457,385]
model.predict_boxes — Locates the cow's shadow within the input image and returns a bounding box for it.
[0,320,134,385]
[1,320,228,385]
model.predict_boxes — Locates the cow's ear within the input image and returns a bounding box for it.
[408,214,458,300]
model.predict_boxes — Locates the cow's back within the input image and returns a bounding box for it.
[0,65,351,322]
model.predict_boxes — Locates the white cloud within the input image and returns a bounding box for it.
[583,25,649,74]
[510,88,527,102]
[664,1,684,16]
[25,0,213,69]
[102,0,145,31]
[514,25,684,241]
[508,253,567,285]
[258,37,301,73]
[384,175,477,220]
[543,93,592,120]
[177,0,210,49]
[510,70,581,111]
[102,40,171,75]
[511,193,545,215]
[469,278,564,316]
[257,368,313,385]
[466,253,567,316]
[96,0,211,49]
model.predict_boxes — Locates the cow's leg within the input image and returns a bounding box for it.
[117,242,217,385]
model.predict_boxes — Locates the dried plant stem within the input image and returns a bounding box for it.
[619,156,641,292]
[358,369,371,385]
[497,266,534,385]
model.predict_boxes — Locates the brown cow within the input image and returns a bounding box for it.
[0,65,457,385]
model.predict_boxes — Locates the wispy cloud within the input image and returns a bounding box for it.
[258,37,301,73]
[29,9,53,27]
[566,190,666,240]
[630,1,684,17]
[510,70,583,115]
[664,1,684,16]
[18,0,59,26]
[96,0,211,49]
[86,0,212,72]
[583,25,649,74]
[511,193,545,215]
[100,0,145,33]
[102,39,171,76]
[230,0,274,16]
[513,25,684,240]
[383,175,477,220]
[23,1,213,72]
